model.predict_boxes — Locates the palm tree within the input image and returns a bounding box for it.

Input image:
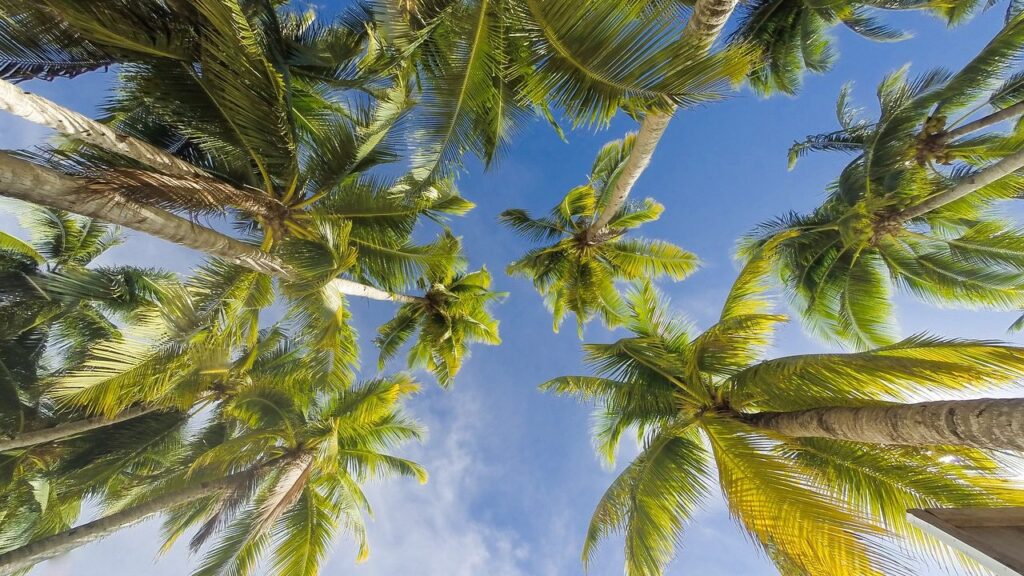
[577,0,750,243]
[501,135,697,333]
[727,0,989,95]
[0,206,176,434]
[0,0,402,269]
[377,0,753,184]
[543,263,1024,576]
[376,267,504,386]
[0,374,426,575]
[746,15,1024,348]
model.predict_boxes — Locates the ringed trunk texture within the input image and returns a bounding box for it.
[898,147,1024,221]
[0,469,257,574]
[0,153,420,303]
[0,406,160,452]
[0,79,287,221]
[944,100,1024,141]
[327,278,422,304]
[586,0,739,238]
[0,78,206,179]
[0,152,288,276]
[744,398,1024,451]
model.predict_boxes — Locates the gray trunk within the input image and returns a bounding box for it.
[0,469,255,574]
[0,79,206,179]
[0,153,416,302]
[744,398,1024,451]
[0,151,288,276]
[944,100,1024,141]
[586,0,739,238]
[897,147,1024,221]
[0,406,161,452]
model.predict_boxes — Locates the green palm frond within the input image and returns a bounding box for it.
[546,267,1024,575]
[503,136,696,333]
[730,0,922,95]
[582,428,711,575]
[376,266,503,386]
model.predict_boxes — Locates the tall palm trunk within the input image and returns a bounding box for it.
[944,100,1024,140]
[0,406,161,452]
[0,153,418,303]
[896,147,1024,220]
[0,151,288,276]
[0,79,206,180]
[743,398,1024,451]
[0,468,258,573]
[0,79,286,221]
[586,0,740,239]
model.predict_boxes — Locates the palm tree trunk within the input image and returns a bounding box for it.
[0,151,289,276]
[944,100,1024,141]
[743,397,1024,451]
[0,406,161,452]
[1,152,423,303]
[327,278,423,304]
[0,468,259,574]
[896,147,1024,221]
[585,0,739,238]
[0,78,206,179]
[0,79,287,221]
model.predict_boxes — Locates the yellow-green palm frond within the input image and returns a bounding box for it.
[516,0,755,125]
[502,137,697,334]
[582,427,712,575]
[728,334,1024,411]
[376,267,504,387]
[703,416,901,576]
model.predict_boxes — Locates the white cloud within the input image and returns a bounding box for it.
[334,389,534,576]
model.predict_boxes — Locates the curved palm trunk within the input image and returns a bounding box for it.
[0,152,288,275]
[944,100,1024,141]
[1,152,422,303]
[743,398,1024,451]
[0,79,206,179]
[0,406,160,452]
[585,0,740,238]
[0,469,258,574]
[0,79,286,221]
[897,147,1024,221]
[328,278,422,304]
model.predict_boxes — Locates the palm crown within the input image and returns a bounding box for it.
[501,134,698,333]
[745,15,1024,349]
[0,206,176,431]
[376,0,754,182]
[544,263,1024,575]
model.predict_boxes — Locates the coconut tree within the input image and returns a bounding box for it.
[501,135,697,333]
[0,374,426,575]
[0,206,178,434]
[543,263,1024,576]
[746,15,1024,348]
[377,0,754,184]
[376,266,504,386]
[727,0,993,96]
[0,0,408,266]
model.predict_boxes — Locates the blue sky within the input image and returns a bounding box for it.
[2,3,1022,575]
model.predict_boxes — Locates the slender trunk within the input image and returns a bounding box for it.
[0,79,205,179]
[944,100,1024,141]
[0,79,286,221]
[0,152,288,276]
[0,406,160,452]
[743,398,1024,451]
[327,278,422,304]
[0,468,259,574]
[585,0,739,239]
[897,147,1024,221]
[0,153,421,303]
